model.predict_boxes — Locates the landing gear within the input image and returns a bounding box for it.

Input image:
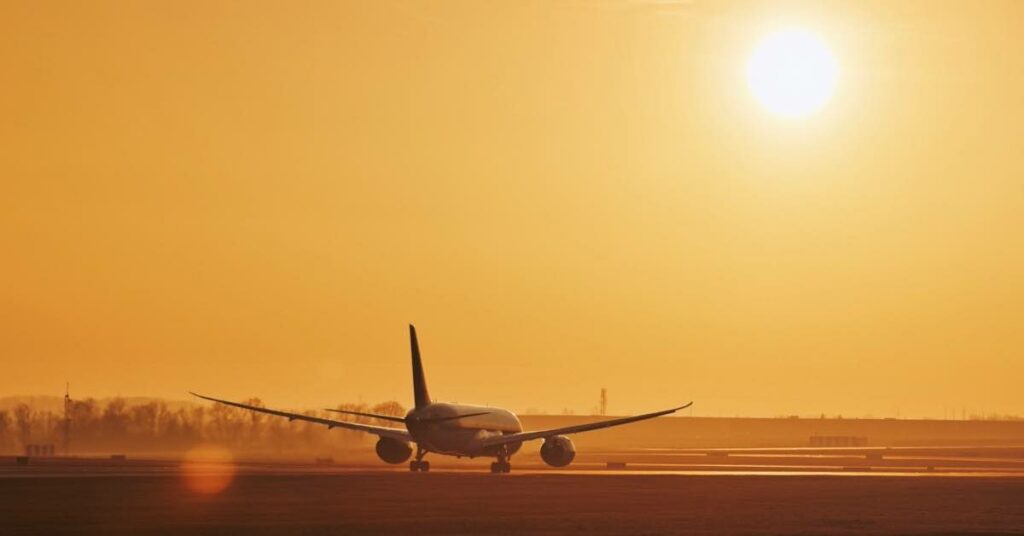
[410,446,430,472]
[490,449,512,473]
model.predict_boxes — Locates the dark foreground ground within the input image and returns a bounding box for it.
[3,462,1024,536]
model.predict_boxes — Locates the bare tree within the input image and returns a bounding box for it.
[243,397,266,444]
[0,410,11,452]
[209,401,249,446]
[13,404,32,448]
[101,398,130,445]
[371,401,406,418]
[129,402,159,440]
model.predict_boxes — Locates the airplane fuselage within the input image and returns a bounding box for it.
[405,402,523,457]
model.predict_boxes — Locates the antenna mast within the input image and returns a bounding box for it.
[63,382,72,456]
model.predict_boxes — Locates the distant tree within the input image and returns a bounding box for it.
[243,398,266,444]
[371,401,406,418]
[264,412,292,454]
[184,406,205,443]
[152,402,171,440]
[0,410,11,452]
[38,411,60,445]
[68,398,98,447]
[101,398,130,443]
[129,402,159,440]
[209,402,244,445]
[13,404,32,448]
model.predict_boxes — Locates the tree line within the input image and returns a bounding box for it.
[0,397,406,456]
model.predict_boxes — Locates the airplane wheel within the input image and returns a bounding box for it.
[409,461,421,472]
[503,462,511,473]
[420,461,430,472]
[490,462,501,473]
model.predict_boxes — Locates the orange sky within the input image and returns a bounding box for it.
[2,1,1022,418]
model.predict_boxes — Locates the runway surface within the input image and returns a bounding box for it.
[3,457,1024,535]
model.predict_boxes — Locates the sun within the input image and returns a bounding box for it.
[746,28,838,119]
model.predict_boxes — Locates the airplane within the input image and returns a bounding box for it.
[191,324,691,473]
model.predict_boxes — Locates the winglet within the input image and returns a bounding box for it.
[410,324,431,409]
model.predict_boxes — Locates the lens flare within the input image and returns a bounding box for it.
[181,445,236,495]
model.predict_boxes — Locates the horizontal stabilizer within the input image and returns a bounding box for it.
[324,408,406,423]
[412,411,490,424]
[324,408,490,424]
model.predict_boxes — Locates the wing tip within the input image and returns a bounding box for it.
[189,391,215,403]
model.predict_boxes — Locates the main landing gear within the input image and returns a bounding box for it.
[490,448,512,473]
[410,446,430,472]
[489,460,511,473]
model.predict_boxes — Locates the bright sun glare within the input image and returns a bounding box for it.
[746,28,838,119]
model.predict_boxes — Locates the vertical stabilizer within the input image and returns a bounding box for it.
[409,324,431,409]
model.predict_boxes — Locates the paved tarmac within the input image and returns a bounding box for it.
[2,457,1024,535]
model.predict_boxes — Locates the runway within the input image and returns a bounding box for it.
[3,457,1024,535]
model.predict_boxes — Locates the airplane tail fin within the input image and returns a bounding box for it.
[409,324,431,409]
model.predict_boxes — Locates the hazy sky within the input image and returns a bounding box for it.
[2,1,1022,418]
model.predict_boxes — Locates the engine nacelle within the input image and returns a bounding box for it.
[375,437,413,464]
[539,435,576,467]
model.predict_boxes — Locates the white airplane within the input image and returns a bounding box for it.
[192,325,691,473]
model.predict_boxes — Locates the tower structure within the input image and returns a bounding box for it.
[62,382,72,456]
[599,388,607,416]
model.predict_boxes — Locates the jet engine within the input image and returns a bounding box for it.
[375,437,413,464]
[539,435,576,467]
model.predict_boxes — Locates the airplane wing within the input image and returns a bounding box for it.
[190,392,412,443]
[479,402,692,448]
